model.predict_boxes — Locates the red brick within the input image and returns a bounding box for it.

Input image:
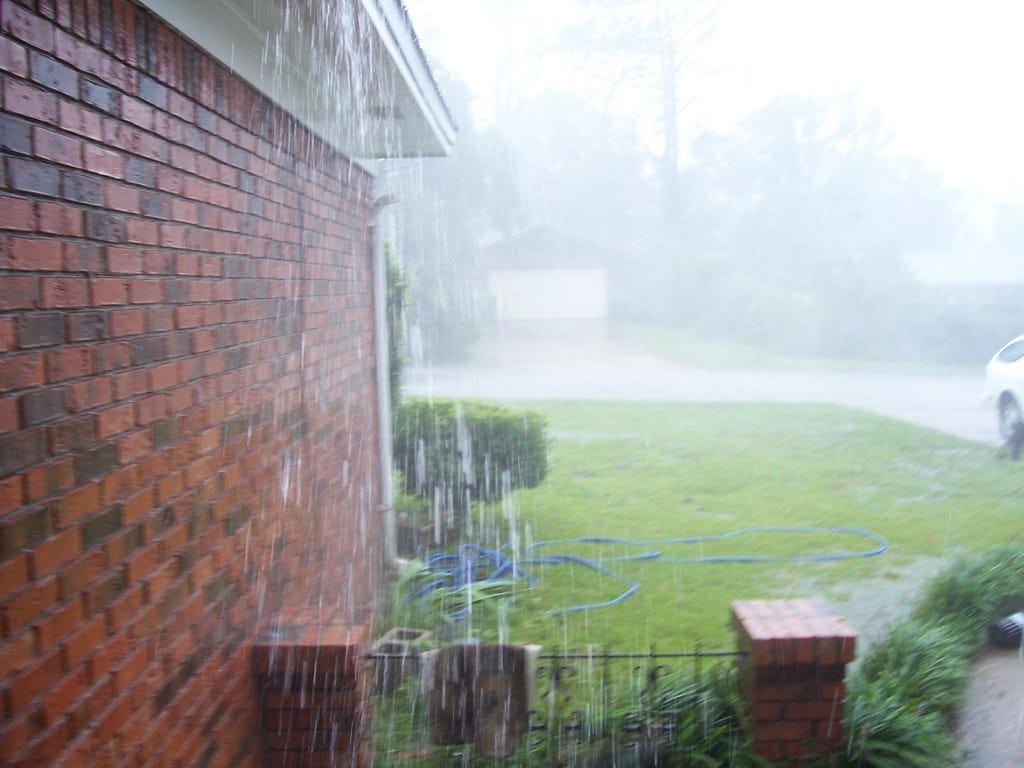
[36,201,83,236]
[136,394,169,425]
[32,595,84,652]
[120,95,154,131]
[107,308,144,337]
[105,582,145,634]
[0,350,45,391]
[123,543,161,585]
[125,218,159,245]
[42,661,90,723]
[122,486,153,524]
[128,279,162,304]
[0,196,36,230]
[30,526,80,577]
[2,0,57,52]
[142,559,178,603]
[86,630,129,684]
[66,377,113,412]
[91,684,134,743]
[90,277,129,306]
[8,646,63,711]
[52,482,101,527]
[23,459,74,503]
[755,719,813,742]
[56,548,105,601]
[33,125,83,167]
[6,236,64,270]
[116,429,150,464]
[0,473,22,514]
[40,277,89,308]
[0,317,15,352]
[105,247,142,274]
[109,640,150,694]
[96,403,135,438]
[0,395,18,431]
[0,625,35,680]
[0,29,29,77]
[2,575,59,636]
[0,709,43,766]
[45,345,93,382]
[57,102,101,144]
[104,183,139,213]
[84,143,124,179]
[0,275,40,310]
[62,613,105,670]
[3,76,58,124]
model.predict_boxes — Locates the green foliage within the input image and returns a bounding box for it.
[854,620,969,718]
[392,398,549,521]
[614,667,761,767]
[913,545,1024,645]
[840,690,956,768]
[384,242,407,408]
[834,547,1024,768]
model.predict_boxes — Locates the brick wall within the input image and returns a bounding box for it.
[1,0,385,765]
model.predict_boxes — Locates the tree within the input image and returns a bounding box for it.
[559,0,719,238]
[673,93,960,359]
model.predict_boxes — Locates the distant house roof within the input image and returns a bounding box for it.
[139,0,455,159]
[479,226,615,271]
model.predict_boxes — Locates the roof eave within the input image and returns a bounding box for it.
[137,0,455,161]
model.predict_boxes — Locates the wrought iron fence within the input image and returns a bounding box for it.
[368,646,748,767]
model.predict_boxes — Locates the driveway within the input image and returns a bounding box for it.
[406,330,998,445]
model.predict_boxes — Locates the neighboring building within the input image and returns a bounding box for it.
[480,227,611,325]
[0,1,453,766]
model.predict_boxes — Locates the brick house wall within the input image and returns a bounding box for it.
[0,1,386,765]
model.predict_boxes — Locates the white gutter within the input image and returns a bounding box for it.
[371,197,397,563]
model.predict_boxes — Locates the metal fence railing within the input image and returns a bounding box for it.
[369,646,748,766]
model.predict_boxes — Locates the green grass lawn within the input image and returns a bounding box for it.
[418,401,1022,652]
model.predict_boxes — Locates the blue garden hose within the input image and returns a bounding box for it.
[409,526,888,619]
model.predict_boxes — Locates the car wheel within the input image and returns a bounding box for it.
[997,394,1023,444]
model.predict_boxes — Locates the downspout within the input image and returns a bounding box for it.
[371,193,398,565]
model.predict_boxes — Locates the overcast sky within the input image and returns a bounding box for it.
[406,0,1024,205]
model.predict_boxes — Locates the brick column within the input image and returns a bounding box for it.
[731,599,856,765]
[250,607,374,768]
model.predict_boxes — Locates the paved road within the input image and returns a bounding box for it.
[407,333,999,445]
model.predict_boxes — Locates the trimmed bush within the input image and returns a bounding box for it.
[392,398,549,524]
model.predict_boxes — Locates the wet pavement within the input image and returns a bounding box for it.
[956,648,1024,767]
[407,330,999,445]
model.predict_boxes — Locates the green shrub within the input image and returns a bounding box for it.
[840,689,956,768]
[854,620,969,718]
[392,398,549,524]
[833,546,1024,768]
[913,545,1024,646]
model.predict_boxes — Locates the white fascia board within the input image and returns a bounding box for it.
[137,0,455,160]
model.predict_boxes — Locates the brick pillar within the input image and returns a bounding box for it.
[730,599,856,765]
[250,607,374,768]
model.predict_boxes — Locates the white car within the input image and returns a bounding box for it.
[983,335,1024,447]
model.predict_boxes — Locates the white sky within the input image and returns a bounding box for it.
[406,0,1024,204]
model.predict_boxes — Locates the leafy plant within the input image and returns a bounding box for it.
[839,690,956,768]
[385,241,408,409]
[832,546,1024,768]
[853,620,969,718]
[913,545,1024,646]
